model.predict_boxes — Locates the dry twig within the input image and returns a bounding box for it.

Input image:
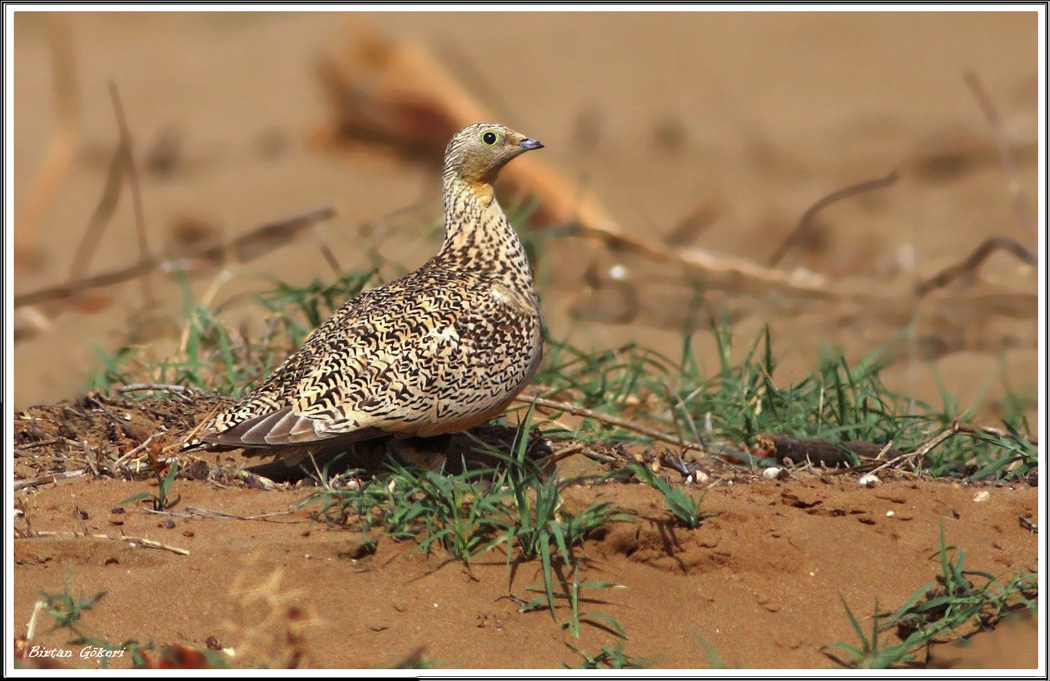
[14,469,88,491]
[117,383,201,400]
[516,394,705,454]
[867,422,961,476]
[14,206,336,308]
[108,81,154,306]
[68,125,127,280]
[15,18,79,269]
[20,531,190,556]
[155,507,298,521]
[956,421,1038,447]
[963,70,1035,235]
[535,442,585,469]
[913,236,1037,298]
[113,433,159,467]
[767,169,900,267]
[567,222,850,300]
[15,437,69,451]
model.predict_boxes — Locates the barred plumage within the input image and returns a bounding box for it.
[182,123,544,463]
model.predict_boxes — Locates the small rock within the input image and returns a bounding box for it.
[339,538,376,560]
[687,470,710,485]
[181,458,210,481]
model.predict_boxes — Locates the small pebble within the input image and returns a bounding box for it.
[973,491,990,503]
[687,470,710,485]
[762,467,782,480]
[858,473,880,487]
[608,264,629,281]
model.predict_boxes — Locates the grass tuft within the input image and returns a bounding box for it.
[824,524,1038,668]
[627,462,711,529]
[564,642,645,669]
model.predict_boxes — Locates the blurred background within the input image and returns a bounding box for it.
[11,10,1039,423]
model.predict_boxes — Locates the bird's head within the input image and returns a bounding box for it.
[442,123,543,198]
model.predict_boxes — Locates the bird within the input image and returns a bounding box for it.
[182,123,545,467]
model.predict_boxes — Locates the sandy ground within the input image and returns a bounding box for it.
[12,470,1039,669]
[11,395,1041,669]
[10,8,1042,670]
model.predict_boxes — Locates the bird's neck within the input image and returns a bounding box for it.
[436,176,535,286]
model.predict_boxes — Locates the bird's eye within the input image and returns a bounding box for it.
[482,131,498,145]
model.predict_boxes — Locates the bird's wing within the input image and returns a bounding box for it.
[202,276,539,450]
[203,282,466,449]
[208,405,388,448]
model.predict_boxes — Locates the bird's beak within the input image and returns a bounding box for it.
[520,138,544,151]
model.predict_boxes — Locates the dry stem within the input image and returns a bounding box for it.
[963,70,1035,234]
[14,206,336,308]
[516,394,705,454]
[20,531,190,556]
[913,236,1037,298]
[767,169,900,267]
[15,18,79,269]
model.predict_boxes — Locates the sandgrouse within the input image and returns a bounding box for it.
[182,123,544,466]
